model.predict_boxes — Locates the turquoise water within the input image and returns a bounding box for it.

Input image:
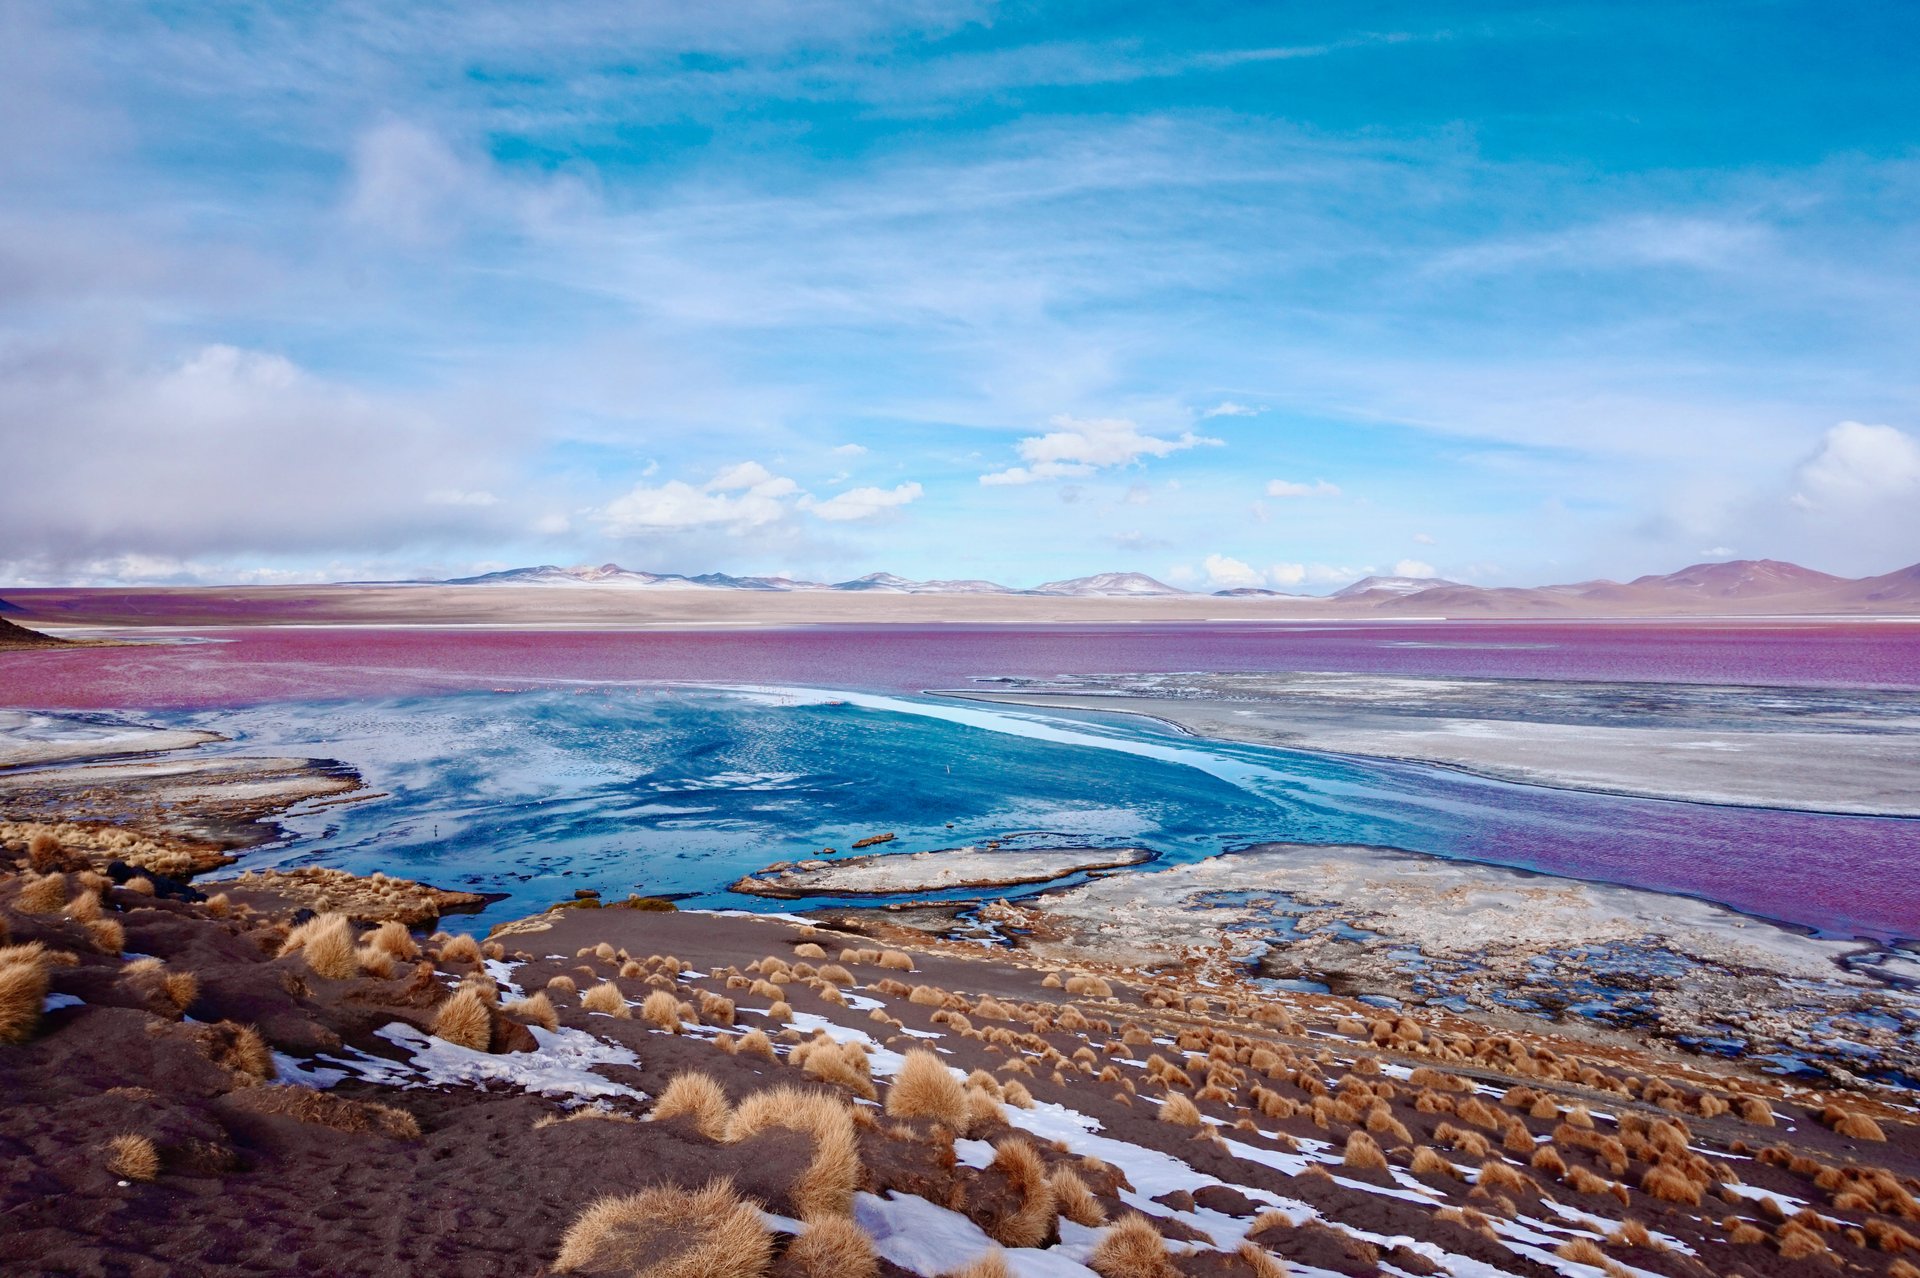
[158,683,1920,941]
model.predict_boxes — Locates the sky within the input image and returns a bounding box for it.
[2,1,1917,593]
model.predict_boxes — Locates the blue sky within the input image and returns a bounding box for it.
[2,1,1917,590]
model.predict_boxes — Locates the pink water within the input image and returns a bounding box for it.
[2,621,1915,942]
[3,620,1917,709]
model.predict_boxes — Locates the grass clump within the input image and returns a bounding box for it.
[886,1049,968,1127]
[653,1072,734,1140]
[0,943,52,1043]
[786,1214,877,1278]
[554,1179,772,1276]
[278,913,359,980]
[431,986,493,1051]
[104,1133,160,1181]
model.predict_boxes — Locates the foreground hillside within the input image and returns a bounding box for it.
[3,825,1917,1277]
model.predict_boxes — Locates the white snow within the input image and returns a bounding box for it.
[41,992,83,1012]
[313,1022,646,1103]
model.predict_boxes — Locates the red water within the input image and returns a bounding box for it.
[3,620,1917,709]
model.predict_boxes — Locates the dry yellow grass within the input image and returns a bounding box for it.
[1050,1165,1106,1226]
[504,992,558,1031]
[1089,1214,1176,1278]
[942,1251,1010,1278]
[727,1086,861,1217]
[278,913,359,980]
[16,872,68,913]
[735,1028,776,1060]
[989,1137,1057,1248]
[877,950,915,972]
[431,987,493,1050]
[235,1084,421,1139]
[887,1049,969,1127]
[653,1072,734,1140]
[1065,974,1113,999]
[1554,1237,1608,1265]
[1641,1164,1704,1206]
[433,933,481,965]
[0,943,51,1044]
[553,1178,773,1276]
[1824,1107,1887,1142]
[642,988,684,1032]
[85,917,124,955]
[547,974,577,993]
[62,889,102,923]
[194,1019,274,1082]
[581,982,630,1017]
[1157,1093,1201,1127]
[800,1039,878,1100]
[364,920,419,960]
[786,1214,878,1278]
[1343,1131,1389,1172]
[793,942,827,958]
[104,1133,160,1181]
[765,1000,792,1022]
[1235,1243,1289,1278]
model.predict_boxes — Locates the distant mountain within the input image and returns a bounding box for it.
[1623,559,1845,599]
[398,557,1920,614]
[829,572,1020,595]
[1332,575,1462,599]
[1034,572,1188,597]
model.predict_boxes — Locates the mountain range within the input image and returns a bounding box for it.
[435,564,1192,597]
[423,558,1920,611]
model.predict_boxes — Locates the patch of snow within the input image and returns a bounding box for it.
[42,992,83,1012]
[273,1050,348,1088]
[853,1191,1098,1278]
[325,1022,647,1103]
[954,1138,996,1169]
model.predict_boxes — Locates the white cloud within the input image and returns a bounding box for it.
[1265,478,1341,498]
[598,462,801,535]
[980,415,1221,484]
[1392,558,1437,577]
[807,481,924,521]
[1412,531,1436,545]
[1788,421,1920,511]
[831,443,868,456]
[1201,553,1265,589]
[1201,401,1260,418]
[1699,545,1733,558]
[1268,562,1307,586]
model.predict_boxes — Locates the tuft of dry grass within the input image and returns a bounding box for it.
[194,1019,275,1082]
[735,1028,776,1060]
[941,1251,1010,1278]
[438,933,484,965]
[793,942,827,958]
[16,872,69,913]
[504,992,558,1031]
[104,1133,160,1181]
[1343,1130,1389,1172]
[85,917,125,955]
[1554,1238,1608,1265]
[553,1178,773,1276]
[278,913,359,980]
[765,999,792,1022]
[641,988,684,1032]
[431,986,493,1050]
[801,1039,878,1101]
[0,944,52,1044]
[988,1137,1057,1248]
[1089,1214,1176,1278]
[727,1086,862,1217]
[787,1213,877,1278]
[887,1049,969,1127]
[547,974,577,993]
[1157,1093,1201,1126]
[581,982,630,1017]
[364,920,419,960]
[1050,1165,1106,1226]
[1064,974,1113,999]
[877,950,915,972]
[1235,1242,1289,1278]
[236,1084,421,1139]
[653,1072,734,1140]
[1641,1164,1703,1207]
[1823,1107,1887,1142]
[1411,1146,1459,1179]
